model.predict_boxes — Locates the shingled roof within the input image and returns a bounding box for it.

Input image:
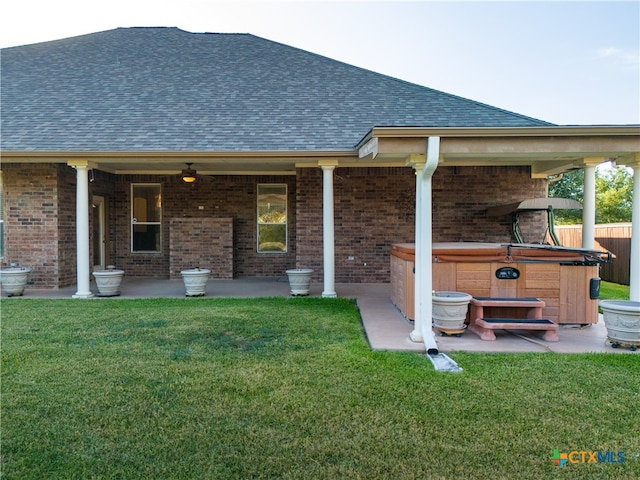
[1,27,553,153]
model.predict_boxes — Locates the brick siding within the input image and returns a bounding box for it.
[169,217,233,278]
[4,163,547,288]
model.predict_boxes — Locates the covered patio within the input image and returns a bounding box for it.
[13,276,635,355]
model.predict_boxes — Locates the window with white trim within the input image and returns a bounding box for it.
[131,184,162,252]
[257,184,287,253]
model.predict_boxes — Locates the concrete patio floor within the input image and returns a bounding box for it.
[4,276,637,355]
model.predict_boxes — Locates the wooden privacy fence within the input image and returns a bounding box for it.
[555,223,631,286]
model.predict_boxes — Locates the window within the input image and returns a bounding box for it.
[257,184,287,253]
[131,184,162,252]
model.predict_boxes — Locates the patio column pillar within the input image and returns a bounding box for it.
[408,137,440,354]
[625,156,640,301]
[68,160,94,298]
[581,159,603,249]
[320,161,338,298]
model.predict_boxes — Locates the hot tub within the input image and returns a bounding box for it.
[390,242,609,324]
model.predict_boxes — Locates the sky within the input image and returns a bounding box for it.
[1,0,638,126]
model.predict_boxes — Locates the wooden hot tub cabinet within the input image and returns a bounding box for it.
[390,243,607,325]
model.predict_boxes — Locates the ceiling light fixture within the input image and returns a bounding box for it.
[181,163,197,183]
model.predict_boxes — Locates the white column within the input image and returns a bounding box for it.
[69,161,94,298]
[581,160,601,249]
[409,138,440,353]
[629,160,640,301]
[320,162,337,298]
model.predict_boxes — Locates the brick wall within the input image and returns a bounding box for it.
[169,217,233,278]
[112,174,296,279]
[4,162,547,288]
[432,165,548,243]
[296,165,547,283]
[57,165,78,287]
[2,164,64,288]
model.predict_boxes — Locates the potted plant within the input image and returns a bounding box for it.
[432,291,473,336]
[285,268,314,296]
[599,299,640,350]
[92,265,125,297]
[181,267,210,296]
[0,265,32,297]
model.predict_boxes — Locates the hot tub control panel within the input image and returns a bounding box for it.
[495,266,520,280]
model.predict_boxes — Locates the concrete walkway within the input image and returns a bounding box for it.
[4,277,636,355]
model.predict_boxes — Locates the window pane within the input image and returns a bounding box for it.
[133,185,161,222]
[257,184,287,253]
[258,224,286,252]
[133,224,161,252]
[258,185,286,224]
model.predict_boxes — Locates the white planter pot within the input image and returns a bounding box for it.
[285,269,314,296]
[599,300,640,350]
[92,268,125,297]
[1,267,32,297]
[181,268,210,297]
[432,291,472,335]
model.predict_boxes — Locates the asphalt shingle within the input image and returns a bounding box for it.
[1,27,553,152]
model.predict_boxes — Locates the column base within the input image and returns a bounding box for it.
[409,329,423,343]
[72,292,95,299]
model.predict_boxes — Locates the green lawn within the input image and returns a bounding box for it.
[600,280,631,301]
[2,296,639,479]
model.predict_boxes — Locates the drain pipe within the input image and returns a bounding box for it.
[413,138,463,372]
[416,137,440,355]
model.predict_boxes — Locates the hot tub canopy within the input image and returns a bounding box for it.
[486,197,583,245]
[486,197,582,217]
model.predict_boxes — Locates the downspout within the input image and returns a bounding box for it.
[416,137,440,354]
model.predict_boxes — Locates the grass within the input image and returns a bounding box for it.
[2,296,639,479]
[600,280,631,301]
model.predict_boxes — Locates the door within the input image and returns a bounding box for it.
[92,195,106,271]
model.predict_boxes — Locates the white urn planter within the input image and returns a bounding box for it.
[599,300,640,351]
[285,269,314,296]
[0,267,32,297]
[181,268,210,297]
[92,266,125,297]
[432,291,472,336]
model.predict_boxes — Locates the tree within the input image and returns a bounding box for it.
[596,166,633,223]
[548,169,583,224]
[548,165,633,224]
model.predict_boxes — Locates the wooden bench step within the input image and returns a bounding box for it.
[471,297,545,308]
[480,318,556,326]
[469,317,559,342]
